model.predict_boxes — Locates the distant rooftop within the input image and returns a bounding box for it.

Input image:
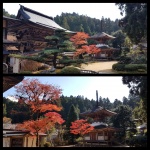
[90,32,115,40]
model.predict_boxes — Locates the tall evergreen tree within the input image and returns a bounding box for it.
[116,3,147,44]
[66,104,78,143]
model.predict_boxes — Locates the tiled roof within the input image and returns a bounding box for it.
[17,5,76,34]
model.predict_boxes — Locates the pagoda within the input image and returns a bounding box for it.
[80,90,121,146]
[90,32,117,60]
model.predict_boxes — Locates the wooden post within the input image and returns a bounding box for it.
[104,131,105,141]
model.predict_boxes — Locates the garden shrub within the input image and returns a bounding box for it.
[124,64,147,72]
[43,142,51,147]
[19,71,32,74]
[112,63,147,72]
[59,66,81,74]
[53,137,63,146]
[126,135,147,147]
[112,63,125,71]
[131,55,147,64]
[119,56,132,64]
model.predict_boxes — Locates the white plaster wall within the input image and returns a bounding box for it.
[13,58,20,73]
[84,136,90,140]
[3,138,10,147]
[98,136,108,141]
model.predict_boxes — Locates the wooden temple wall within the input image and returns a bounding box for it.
[3,20,7,28]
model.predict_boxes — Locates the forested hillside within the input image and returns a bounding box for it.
[3,94,140,124]
[3,9,120,36]
[54,12,120,35]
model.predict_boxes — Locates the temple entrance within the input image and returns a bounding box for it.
[90,133,97,140]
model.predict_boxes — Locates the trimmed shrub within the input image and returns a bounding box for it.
[112,63,125,71]
[124,64,147,72]
[59,66,81,74]
[112,63,147,72]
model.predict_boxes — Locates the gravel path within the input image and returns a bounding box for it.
[80,61,118,73]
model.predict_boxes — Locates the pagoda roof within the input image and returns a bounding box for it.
[90,32,115,40]
[16,5,76,34]
[80,106,117,120]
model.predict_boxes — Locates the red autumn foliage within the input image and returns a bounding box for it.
[14,78,62,115]
[70,119,94,136]
[74,45,101,57]
[28,100,62,113]
[15,78,62,103]
[14,78,64,147]
[16,112,65,134]
[70,32,89,48]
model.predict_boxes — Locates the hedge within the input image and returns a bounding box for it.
[112,63,147,72]
[124,64,147,72]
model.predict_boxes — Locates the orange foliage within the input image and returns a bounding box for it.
[70,119,94,136]
[14,78,64,147]
[74,45,101,57]
[16,112,65,134]
[44,112,65,125]
[14,78,62,115]
[28,100,62,113]
[70,32,89,48]
[15,78,62,103]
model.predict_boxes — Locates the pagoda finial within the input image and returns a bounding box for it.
[96,90,98,107]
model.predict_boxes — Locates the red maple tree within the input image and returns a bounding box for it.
[70,32,100,59]
[16,112,65,147]
[74,45,101,59]
[70,32,89,48]
[70,119,94,138]
[70,32,89,59]
[14,78,64,147]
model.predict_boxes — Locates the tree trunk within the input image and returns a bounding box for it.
[36,132,39,147]
[53,53,58,68]
[79,54,83,59]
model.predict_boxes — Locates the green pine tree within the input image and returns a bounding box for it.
[66,104,78,144]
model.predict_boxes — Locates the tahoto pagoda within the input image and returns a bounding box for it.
[80,90,121,145]
[90,32,117,60]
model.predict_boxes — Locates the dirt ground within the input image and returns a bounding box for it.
[80,61,118,73]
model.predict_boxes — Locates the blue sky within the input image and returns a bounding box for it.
[3,76,129,102]
[3,3,124,21]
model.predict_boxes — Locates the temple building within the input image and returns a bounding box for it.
[80,90,121,146]
[3,5,76,73]
[5,5,76,52]
[90,32,117,60]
